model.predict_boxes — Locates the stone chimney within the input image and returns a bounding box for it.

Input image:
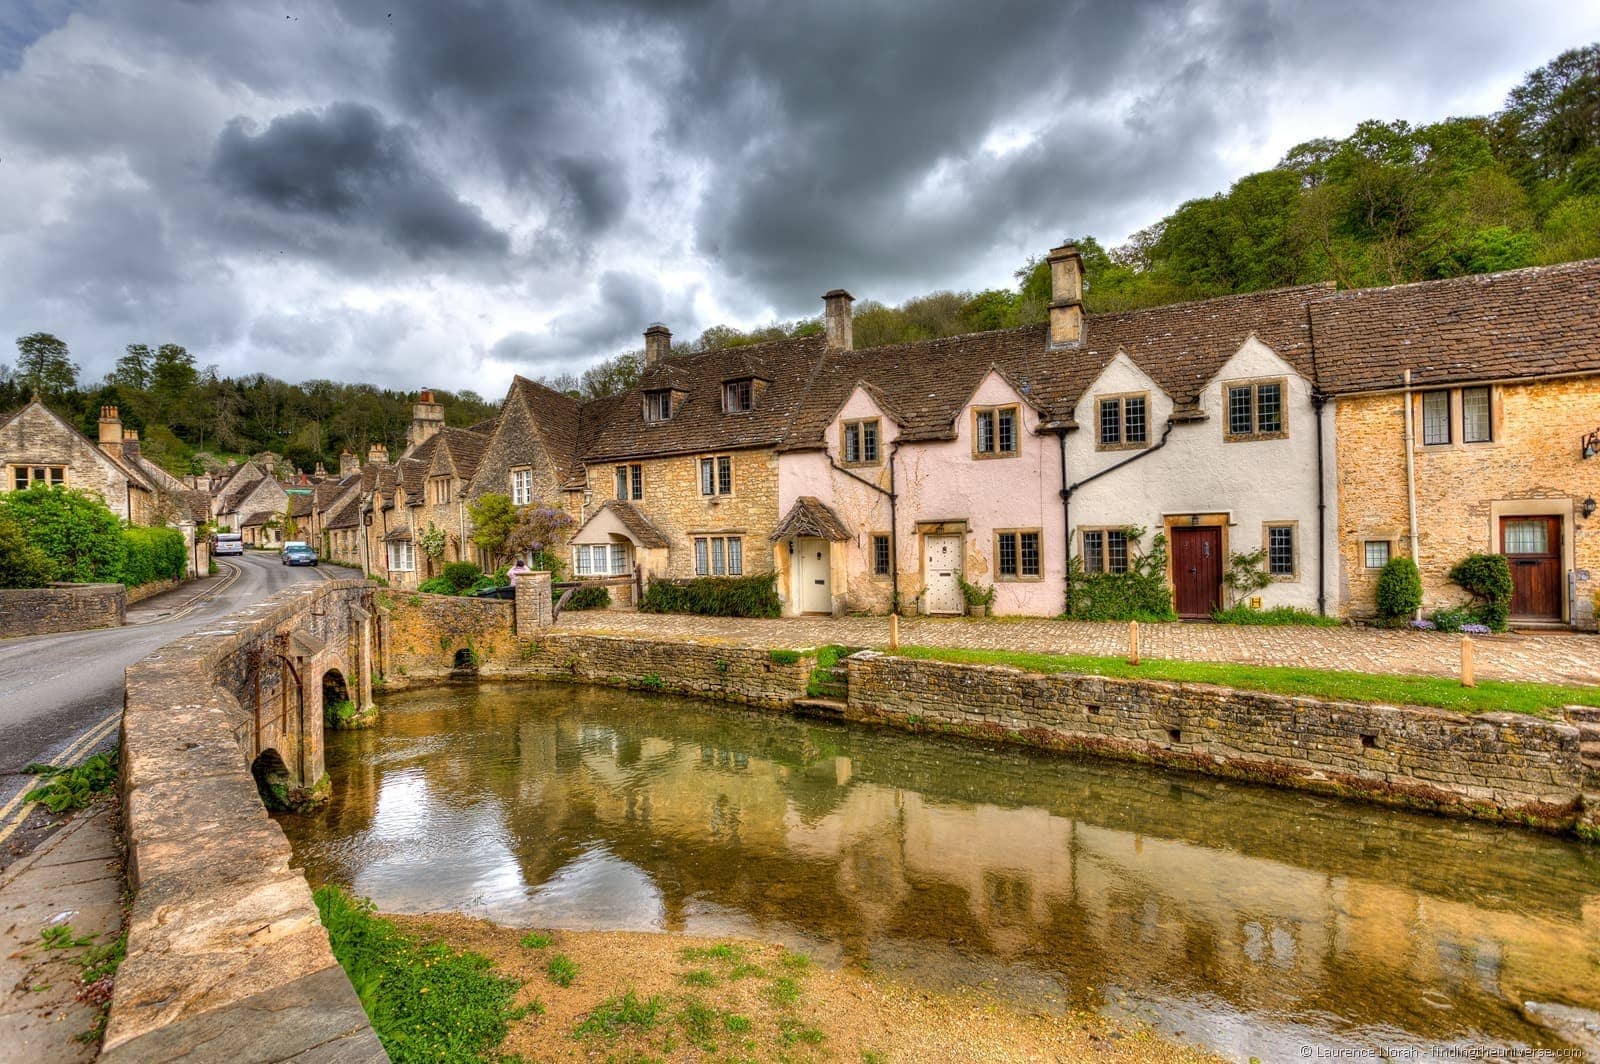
[407,389,445,452]
[368,442,389,465]
[823,289,854,350]
[97,405,123,459]
[643,323,671,367]
[339,449,359,476]
[314,461,327,477]
[122,428,142,462]
[1046,242,1084,348]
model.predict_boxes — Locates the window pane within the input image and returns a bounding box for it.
[1256,383,1282,434]
[1422,391,1450,445]
[610,543,627,575]
[1268,525,1294,575]
[727,537,742,575]
[998,532,1017,577]
[717,456,732,495]
[1503,519,1548,554]
[1021,532,1040,576]
[998,408,1016,452]
[1364,541,1390,569]
[1099,399,1120,445]
[844,423,859,462]
[1107,530,1129,574]
[694,538,708,576]
[1462,387,1491,443]
[574,546,591,576]
[615,466,627,499]
[700,458,714,495]
[711,537,726,575]
[872,534,889,576]
[863,421,879,462]
[976,410,994,453]
[630,465,642,499]
[1083,530,1103,574]
[1125,397,1146,444]
[1228,387,1254,435]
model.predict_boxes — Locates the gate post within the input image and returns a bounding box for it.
[350,604,374,711]
[514,570,554,634]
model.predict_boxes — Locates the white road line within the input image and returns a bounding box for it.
[0,709,121,846]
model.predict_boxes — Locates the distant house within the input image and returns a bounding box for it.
[1315,260,1600,628]
[0,399,161,524]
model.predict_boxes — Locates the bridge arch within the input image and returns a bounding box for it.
[250,748,292,811]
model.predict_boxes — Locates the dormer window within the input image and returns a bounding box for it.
[723,379,754,413]
[644,390,673,423]
[973,405,1019,458]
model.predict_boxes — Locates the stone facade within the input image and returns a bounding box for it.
[845,651,1591,833]
[0,399,155,523]
[1336,377,1600,627]
[0,582,124,636]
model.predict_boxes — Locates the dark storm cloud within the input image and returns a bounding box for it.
[211,103,510,262]
[490,271,696,371]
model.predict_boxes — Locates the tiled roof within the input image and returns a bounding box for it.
[397,456,428,500]
[288,494,313,517]
[772,496,851,541]
[510,376,583,485]
[222,478,262,514]
[439,427,489,480]
[568,392,624,488]
[326,497,361,530]
[583,336,829,461]
[602,500,671,548]
[241,510,274,527]
[1309,259,1600,394]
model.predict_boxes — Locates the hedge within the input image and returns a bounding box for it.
[563,585,611,611]
[0,516,57,589]
[1376,556,1423,619]
[639,572,781,618]
[119,526,187,587]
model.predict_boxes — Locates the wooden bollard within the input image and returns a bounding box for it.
[1128,620,1140,666]
[1461,634,1476,688]
[888,612,900,651]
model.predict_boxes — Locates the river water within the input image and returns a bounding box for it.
[277,682,1600,1061]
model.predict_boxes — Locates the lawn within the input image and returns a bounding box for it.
[890,645,1600,716]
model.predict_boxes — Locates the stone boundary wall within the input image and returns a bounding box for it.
[108,578,384,1062]
[377,590,811,706]
[0,582,124,637]
[846,651,1595,835]
[125,577,182,606]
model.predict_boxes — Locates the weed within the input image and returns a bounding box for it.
[862,1052,887,1063]
[777,1018,826,1046]
[24,751,118,813]
[676,997,721,1051]
[779,950,811,973]
[767,976,802,1007]
[680,968,718,987]
[80,931,126,982]
[546,953,578,987]
[40,924,94,950]
[723,1013,753,1033]
[519,931,552,950]
[573,991,664,1039]
[638,673,666,691]
[679,942,746,964]
[767,649,802,665]
[727,962,766,981]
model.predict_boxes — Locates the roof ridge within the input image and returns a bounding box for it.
[1310,257,1600,303]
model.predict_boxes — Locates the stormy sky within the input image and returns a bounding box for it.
[2,1,1596,397]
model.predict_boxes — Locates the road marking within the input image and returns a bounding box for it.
[137,559,242,626]
[0,709,122,847]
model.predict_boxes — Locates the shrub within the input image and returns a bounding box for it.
[1213,604,1342,627]
[0,485,124,583]
[639,572,781,618]
[0,516,56,588]
[1447,553,1513,631]
[119,526,186,587]
[441,561,482,592]
[959,578,995,608]
[417,576,456,595]
[1375,556,1423,619]
[1428,605,1476,633]
[563,585,610,610]
[1065,528,1175,621]
[767,648,803,665]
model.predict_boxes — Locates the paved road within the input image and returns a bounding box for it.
[0,553,352,838]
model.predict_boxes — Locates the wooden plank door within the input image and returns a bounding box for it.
[1171,527,1222,619]
[1501,516,1562,620]
[923,534,964,614]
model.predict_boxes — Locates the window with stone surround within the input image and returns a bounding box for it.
[386,541,415,572]
[1096,394,1148,450]
[973,405,1019,458]
[1224,379,1286,441]
[1462,387,1492,443]
[1265,522,1297,579]
[723,379,754,413]
[644,389,674,423]
[428,477,451,505]
[995,529,1042,580]
[615,464,642,501]
[574,542,632,577]
[10,465,65,490]
[842,418,881,466]
[510,467,533,506]
[871,533,891,577]
[693,535,743,576]
[1080,528,1129,574]
[699,455,733,496]
[1363,540,1392,569]
[1421,390,1451,446]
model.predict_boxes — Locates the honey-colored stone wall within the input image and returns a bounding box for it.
[0,403,141,521]
[0,582,124,635]
[587,447,781,579]
[1335,378,1600,627]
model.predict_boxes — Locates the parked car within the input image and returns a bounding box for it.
[281,542,318,567]
[469,584,515,600]
[213,532,243,556]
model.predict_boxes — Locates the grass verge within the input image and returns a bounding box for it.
[891,645,1600,716]
[315,885,522,1063]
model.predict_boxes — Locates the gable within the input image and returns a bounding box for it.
[1072,352,1166,422]
[0,401,145,491]
[1202,335,1309,394]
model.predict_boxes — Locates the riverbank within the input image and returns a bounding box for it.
[388,912,1225,1063]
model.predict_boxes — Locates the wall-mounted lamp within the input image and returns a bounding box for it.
[1584,497,1597,519]
[1583,427,1600,460]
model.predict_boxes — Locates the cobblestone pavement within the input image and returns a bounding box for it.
[555,611,1600,687]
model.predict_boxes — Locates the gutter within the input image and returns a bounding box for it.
[1061,419,1178,616]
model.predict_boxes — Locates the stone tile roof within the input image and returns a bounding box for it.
[510,376,584,485]
[326,497,361,530]
[1309,259,1600,394]
[603,500,671,547]
[222,478,262,514]
[568,392,625,488]
[772,496,851,541]
[288,494,313,518]
[397,457,428,500]
[241,510,274,527]
[584,336,829,461]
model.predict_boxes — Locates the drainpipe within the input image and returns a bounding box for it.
[1061,420,1179,615]
[1312,390,1328,617]
[1402,369,1421,619]
[1057,428,1071,615]
[828,446,899,613]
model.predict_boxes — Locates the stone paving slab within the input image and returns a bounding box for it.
[554,611,1600,687]
[0,803,122,1063]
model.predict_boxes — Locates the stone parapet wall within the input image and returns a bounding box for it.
[109,579,383,1062]
[0,582,124,637]
[125,577,182,606]
[846,651,1592,834]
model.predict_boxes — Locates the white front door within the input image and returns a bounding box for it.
[797,537,832,614]
[924,534,963,615]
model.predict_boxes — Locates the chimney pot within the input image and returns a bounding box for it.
[368,443,389,465]
[643,323,671,367]
[822,289,854,350]
[97,405,124,452]
[1046,243,1084,348]
[339,449,359,477]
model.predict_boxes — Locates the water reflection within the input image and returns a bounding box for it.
[279,683,1600,1061]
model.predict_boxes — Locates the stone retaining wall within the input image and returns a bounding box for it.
[125,577,182,606]
[108,579,383,1062]
[0,582,124,636]
[846,651,1594,834]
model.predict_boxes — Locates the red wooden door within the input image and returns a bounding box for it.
[1171,527,1222,619]
[1501,516,1562,620]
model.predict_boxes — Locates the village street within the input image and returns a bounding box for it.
[0,553,354,861]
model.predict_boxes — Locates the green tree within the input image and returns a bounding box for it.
[14,333,78,395]
[151,343,198,417]
[112,344,153,390]
[467,493,520,561]
[0,486,125,583]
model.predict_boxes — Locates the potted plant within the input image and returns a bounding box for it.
[960,578,996,618]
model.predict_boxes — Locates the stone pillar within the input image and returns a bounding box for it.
[350,605,374,711]
[515,570,554,633]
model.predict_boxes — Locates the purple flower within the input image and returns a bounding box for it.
[1409,619,1436,630]
[1461,623,1491,634]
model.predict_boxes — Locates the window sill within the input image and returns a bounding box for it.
[995,575,1044,583]
[1223,432,1288,443]
[1094,441,1149,453]
[971,451,1020,461]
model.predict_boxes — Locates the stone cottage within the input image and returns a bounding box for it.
[0,399,160,523]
